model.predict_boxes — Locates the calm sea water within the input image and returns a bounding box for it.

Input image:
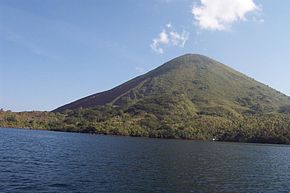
[1,128,290,193]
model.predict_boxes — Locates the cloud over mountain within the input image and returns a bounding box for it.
[150,24,189,54]
[192,0,259,30]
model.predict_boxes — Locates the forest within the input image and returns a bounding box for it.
[1,106,290,144]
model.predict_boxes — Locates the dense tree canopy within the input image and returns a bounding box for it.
[1,106,290,144]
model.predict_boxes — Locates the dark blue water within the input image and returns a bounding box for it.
[1,128,290,193]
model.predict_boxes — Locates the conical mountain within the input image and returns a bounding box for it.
[54,54,290,116]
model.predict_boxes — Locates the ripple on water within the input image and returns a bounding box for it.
[1,128,290,193]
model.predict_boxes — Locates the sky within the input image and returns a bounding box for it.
[0,0,290,112]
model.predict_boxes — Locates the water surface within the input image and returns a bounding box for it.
[1,128,290,192]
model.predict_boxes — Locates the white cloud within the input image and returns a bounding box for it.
[150,30,169,54]
[150,24,189,54]
[192,0,259,31]
[170,31,189,47]
[135,67,145,73]
[166,22,172,28]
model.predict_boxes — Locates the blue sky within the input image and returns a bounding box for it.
[0,0,290,111]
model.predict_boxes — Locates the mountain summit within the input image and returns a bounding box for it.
[54,54,290,115]
[2,54,290,143]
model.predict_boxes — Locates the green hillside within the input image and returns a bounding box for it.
[2,54,290,144]
[55,54,290,116]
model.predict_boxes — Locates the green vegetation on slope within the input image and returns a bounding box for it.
[1,107,290,144]
[1,54,290,144]
[54,54,290,115]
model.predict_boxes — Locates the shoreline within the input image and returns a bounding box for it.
[1,126,290,146]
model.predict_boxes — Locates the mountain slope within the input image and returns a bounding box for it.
[3,54,290,144]
[54,54,290,116]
